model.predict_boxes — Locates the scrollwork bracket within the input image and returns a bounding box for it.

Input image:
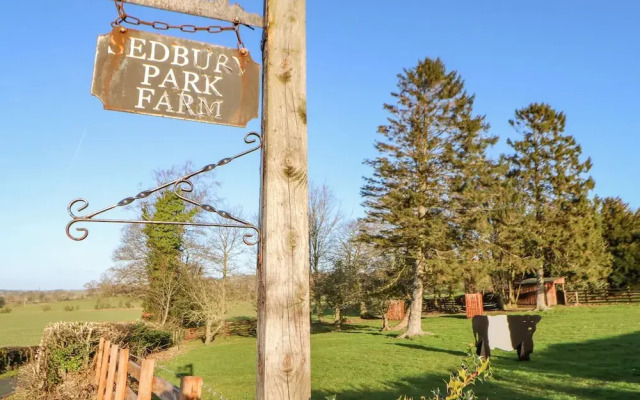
[66,132,262,246]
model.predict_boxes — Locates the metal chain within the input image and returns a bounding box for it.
[129,353,233,400]
[111,0,247,49]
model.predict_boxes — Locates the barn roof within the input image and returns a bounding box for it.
[517,277,565,285]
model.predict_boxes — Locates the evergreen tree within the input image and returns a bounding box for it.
[600,197,640,288]
[447,95,498,293]
[488,160,532,305]
[362,58,487,337]
[142,190,198,325]
[507,103,599,309]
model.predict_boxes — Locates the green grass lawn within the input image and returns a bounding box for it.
[156,305,640,400]
[0,298,141,347]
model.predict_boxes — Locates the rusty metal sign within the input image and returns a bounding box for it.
[92,28,259,127]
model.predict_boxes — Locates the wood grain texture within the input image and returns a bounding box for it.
[97,340,111,400]
[128,360,180,400]
[111,0,264,27]
[95,338,105,386]
[103,344,120,400]
[137,359,156,400]
[114,348,129,400]
[257,0,310,399]
[178,376,203,400]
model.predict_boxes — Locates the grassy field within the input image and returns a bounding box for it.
[156,305,640,400]
[0,298,141,347]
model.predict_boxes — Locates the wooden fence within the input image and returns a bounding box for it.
[565,289,640,305]
[94,338,202,400]
[423,297,460,313]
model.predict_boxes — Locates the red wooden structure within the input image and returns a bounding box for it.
[516,277,566,306]
[465,293,484,319]
[386,300,406,321]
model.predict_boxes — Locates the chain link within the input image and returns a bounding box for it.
[111,0,247,49]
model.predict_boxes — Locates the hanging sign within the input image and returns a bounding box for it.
[91,28,260,127]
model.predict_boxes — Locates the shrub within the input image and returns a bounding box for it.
[124,323,173,356]
[0,296,5,308]
[41,305,52,312]
[94,300,113,310]
[124,301,133,308]
[0,347,38,375]
[63,306,75,312]
[0,308,12,314]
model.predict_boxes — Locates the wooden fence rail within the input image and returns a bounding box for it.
[565,289,640,305]
[95,338,202,400]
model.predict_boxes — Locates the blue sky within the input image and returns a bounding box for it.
[0,1,638,290]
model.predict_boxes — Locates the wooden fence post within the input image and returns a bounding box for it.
[137,359,156,400]
[95,338,105,386]
[114,348,129,400]
[97,340,111,400]
[103,344,119,400]
[179,376,203,400]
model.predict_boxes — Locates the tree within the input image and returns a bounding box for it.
[141,190,198,325]
[362,58,486,337]
[487,165,532,306]
[447,86,497,293]
[600,197,640,288]
[108,165,207,326]
[180,268,225,345]
[507,103,600,309]
[308,183,342,321]
[0,296,5,309]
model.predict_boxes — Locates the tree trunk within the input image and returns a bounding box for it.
[381,312,390,331]
[204,320,212,345]
[359,301,368,318]
[398,259,429,338]
[333,307,342,331]
[535,266,549,311]
[315,292,325,323]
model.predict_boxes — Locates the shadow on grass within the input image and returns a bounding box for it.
[390,342,466,357]
[312,331,640,400]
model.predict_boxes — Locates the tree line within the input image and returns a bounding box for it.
[309,57,639,338]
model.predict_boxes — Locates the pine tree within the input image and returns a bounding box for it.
[488,159,532,306]
[447,96,497,293]
[600,197,640,288]
[362,58,487,337]
[507,103,598,309]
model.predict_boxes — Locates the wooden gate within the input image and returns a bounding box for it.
[95,338,202,400]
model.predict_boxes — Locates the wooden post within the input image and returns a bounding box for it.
[104,344,120,400]
[137,359,156,400]
[97,340,112,400]
[179,376,203,400]
[114,348,129,400]
[258,0,310,399]
[95,337,105,385]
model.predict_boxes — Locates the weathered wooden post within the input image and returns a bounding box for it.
[257,0,310,399]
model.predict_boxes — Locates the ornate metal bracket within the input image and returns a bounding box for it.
[66,132,262,245]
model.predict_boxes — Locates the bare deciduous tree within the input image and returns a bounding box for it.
[180,269,225,345]
[308,183,342,321]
